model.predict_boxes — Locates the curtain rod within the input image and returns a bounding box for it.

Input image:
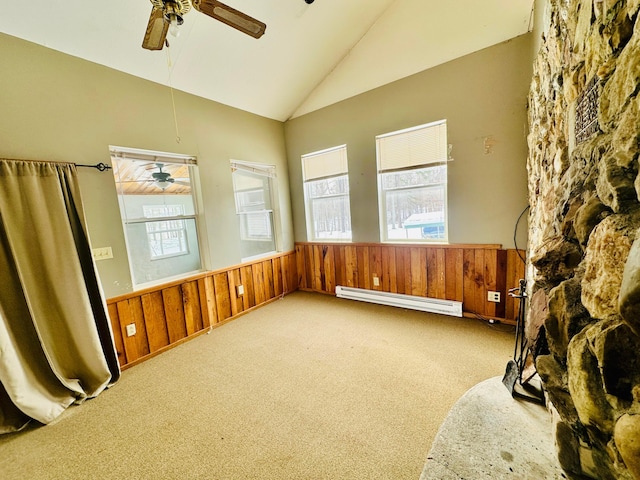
[76,163,112,172]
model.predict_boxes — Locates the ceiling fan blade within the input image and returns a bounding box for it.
[192,0,266,39]
[142,7,169,50]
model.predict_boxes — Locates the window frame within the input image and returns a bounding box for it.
[110,146,206,289]
[231,160,279,261]
[301,145,352,242]
[376,121,449,244]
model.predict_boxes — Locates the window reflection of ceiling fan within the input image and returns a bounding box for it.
[149,163,191,189]
[142,0,266,51]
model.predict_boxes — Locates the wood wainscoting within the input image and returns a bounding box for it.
[294,242,526,322]
[106,251,298,369]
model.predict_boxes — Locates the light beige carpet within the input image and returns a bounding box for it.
[0,291,514,479]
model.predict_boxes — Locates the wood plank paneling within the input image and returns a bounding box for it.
[228,269,243,317]
[198,276,216,328]
[129,297,150,358]
[182,281,203,336]
[426,249,438,298]
[335,246,346,288]
[162,286,188,343]
[282,254,292,294]
[410,248,426,296]
[395,247,406,295]
[462,249,476,314]
[345,245,357,287]
[295,244,306,289]
[240,265,255,309]
[273,257,283,297]
[305,244,314,290]
[263,261,275,299]
[444,249,459,301]
[116,300,138,363]
[369,246,382,291]
[107,251,298,369]
[296,242,523,322]
[214,272,232,322]
[323,245,336,293]
[253,262,266,305]
[141,291,170,353]
[506,250,526,320]
[495,250,507,319]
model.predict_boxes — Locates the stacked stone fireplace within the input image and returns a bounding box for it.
[527,0,640,478]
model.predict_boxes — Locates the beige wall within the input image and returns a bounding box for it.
[285,33,533,248]
[0,33,293,298]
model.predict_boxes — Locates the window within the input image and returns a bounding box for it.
[302,145,352,241]
[376,121,448,242]
[143,205,188,258]
[231,160,277,260]
[111,146,203,287]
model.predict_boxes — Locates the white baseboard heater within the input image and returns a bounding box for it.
[335,286,463,317]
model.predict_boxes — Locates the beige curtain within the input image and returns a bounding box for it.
[0,159,120,433]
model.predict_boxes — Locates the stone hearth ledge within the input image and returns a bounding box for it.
[420,376,565,480]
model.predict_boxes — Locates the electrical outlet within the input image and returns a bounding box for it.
[236,285,244,296]
[487,291,501,303]
[373,276,380,287]
[126,323,136,337]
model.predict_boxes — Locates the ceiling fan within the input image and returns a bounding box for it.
[142,0,267,51]
[147,163,192,189]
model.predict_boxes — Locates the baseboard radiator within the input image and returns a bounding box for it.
[335,286,463,317]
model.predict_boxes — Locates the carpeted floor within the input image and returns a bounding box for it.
[0,291,514,479]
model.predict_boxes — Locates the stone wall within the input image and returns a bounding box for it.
[527,0,640,478]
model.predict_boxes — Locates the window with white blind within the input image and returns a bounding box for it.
[231,160,277,260]
[376,120,448,242]
[302,145,352,241]
[110,146,203,287]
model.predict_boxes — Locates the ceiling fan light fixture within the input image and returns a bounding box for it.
[143,0,266,51]
[155,179,173,190]
[168,13,182,37]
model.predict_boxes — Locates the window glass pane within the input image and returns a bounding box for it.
[304,175,352,240]
[125,218,201,285]
[381,165,446,189]
[231,161,277,260]
[307,176,350,198]
[383,176,446,241]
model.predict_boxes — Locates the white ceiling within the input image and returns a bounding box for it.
[0,0,534,122]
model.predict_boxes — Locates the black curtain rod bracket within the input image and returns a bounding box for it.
[76,163,112,172]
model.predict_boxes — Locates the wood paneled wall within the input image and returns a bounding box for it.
[295,242,526,322]
[107,251,297,369]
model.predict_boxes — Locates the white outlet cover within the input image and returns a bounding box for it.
[126,323,136,337]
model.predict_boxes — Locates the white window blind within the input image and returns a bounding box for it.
[376,121,447,172]
[302,145,348,181]
[110,146,197,166]
[231,160,276,178]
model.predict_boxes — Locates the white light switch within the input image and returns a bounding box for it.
[92,246,113,261]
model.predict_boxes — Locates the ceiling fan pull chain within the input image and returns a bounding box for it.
[165,45,181,144]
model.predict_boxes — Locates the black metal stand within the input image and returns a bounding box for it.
[502,279,545,405]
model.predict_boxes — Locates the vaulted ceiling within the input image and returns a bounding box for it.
[0,0,534,121]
